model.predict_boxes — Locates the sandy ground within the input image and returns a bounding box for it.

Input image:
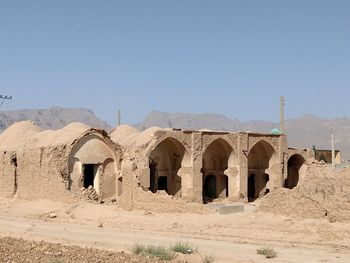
[0,197,349,263]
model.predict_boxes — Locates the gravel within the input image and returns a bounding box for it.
[0,236,166,263]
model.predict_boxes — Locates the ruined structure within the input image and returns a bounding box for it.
[0,121,122,201]
[111,125,308,210]
[0,121,340,212]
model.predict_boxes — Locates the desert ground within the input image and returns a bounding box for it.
[0,196,349,263]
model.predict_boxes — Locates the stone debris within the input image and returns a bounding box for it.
[48,213,57,219]
[0,236,165,263]
[80,186,101,202]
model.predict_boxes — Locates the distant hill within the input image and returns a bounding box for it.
[0,107,112,132]
[136,111,350,160]
[1,108,349,160]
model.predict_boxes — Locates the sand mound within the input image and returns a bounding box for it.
[0,121,41,150]
[260,164,350,222]
[110,125,139,143]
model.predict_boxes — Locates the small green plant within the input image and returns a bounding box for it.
[171,241,197,254]
[144,245,175,260]
[201,254,216,263]
[132,243,145,255]
[132,243,175,260]
[257,247,277,258]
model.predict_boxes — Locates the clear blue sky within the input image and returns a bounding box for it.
[1,0,349,126]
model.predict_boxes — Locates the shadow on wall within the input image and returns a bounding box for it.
[68,134,121,198]
[201,138,237,203]
[148,137,190,197]
[285,154,306,189]
[247,140,277,202]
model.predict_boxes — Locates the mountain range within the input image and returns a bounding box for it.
[0,108,349,160]
[136,111,350,160]
[0,107,112,131]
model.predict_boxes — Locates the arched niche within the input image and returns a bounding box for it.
[247,140,277,202]
[68,133,120,198]
[148,137,189,197]
[285,154,306,189]
[202,138,238,202]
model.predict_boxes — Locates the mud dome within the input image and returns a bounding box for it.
[0,121,342,213]
[0,121,122,201]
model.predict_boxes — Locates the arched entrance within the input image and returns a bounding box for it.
[202,138,237,203]
[247,140,276,202]
[148,137,188,197]
[68,133,120,198]
[286,154,305,189]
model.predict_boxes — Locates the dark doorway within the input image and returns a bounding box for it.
[264,173,270,194]
[149,161,157,193]
[248,174,256,202]
[203,175,217,199]
[157,176,167,192]
[225,175,229,197]
[83,164,96,188]
[12,157,18,194]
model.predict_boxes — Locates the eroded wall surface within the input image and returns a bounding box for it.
[118,129,287,210]
[68,134,121,198]
[2,130,121,202]
[16,145,73,201]
[0,151,17,198]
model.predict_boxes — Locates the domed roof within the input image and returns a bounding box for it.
[0,121,41,150]
[110,125,139,143]
[271,128,281,135]
[30,122,91,147]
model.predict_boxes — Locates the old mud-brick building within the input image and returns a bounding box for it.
[111,125,311,210]
[0,121,322,211]
[0,121,122,201]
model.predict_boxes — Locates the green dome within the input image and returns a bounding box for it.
[271,128,281,135]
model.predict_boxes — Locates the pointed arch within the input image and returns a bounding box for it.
[148,137,190,197]
[247,140,277,202]
[202,138,238,202]
[286,154,306,189]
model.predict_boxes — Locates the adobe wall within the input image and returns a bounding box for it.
[118,128,287,210]
[133,188,209,213]
[15,145,73,201]
[0,151,17,198]
[315,150,342,164]
[260,164,350,221]
[68,133,122,198]
[5,130,122,202]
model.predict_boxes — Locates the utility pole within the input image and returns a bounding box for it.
[0,94,12,107]
[331,127,335,169]
[116,109,121,126]
[280,96,285,134]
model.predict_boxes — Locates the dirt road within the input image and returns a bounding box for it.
[0,198,349,262]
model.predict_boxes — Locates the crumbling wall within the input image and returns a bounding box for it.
[259,164,350,221]
[133,188,209,213]
[119,157,135,210]
[0,151,17,198]
[68,133,121,198]
[16,145,73,201]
